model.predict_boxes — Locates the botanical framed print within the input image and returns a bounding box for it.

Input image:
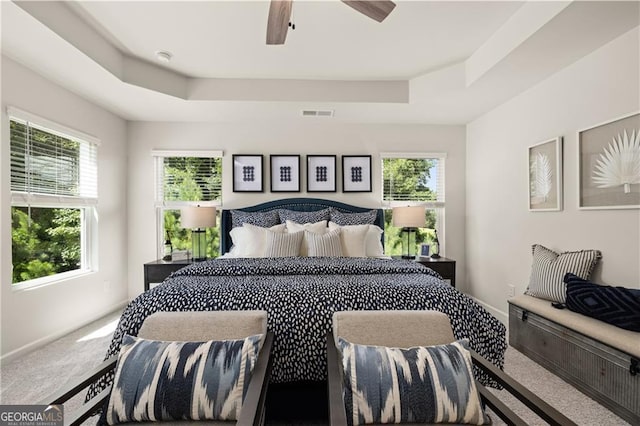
[578,112,640,209]
[270,155,300,192]
[528,137,563,211]
[307,155,337,192]
[232,154,263,192]
[342,155,372,192]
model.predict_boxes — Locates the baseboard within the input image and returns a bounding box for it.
[0,299,128,363]
[470,296,508,327]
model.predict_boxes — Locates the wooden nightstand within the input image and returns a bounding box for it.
[415,257,456,287]
[143,259,192,291]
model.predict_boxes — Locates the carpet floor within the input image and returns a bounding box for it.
[0,309,629,425]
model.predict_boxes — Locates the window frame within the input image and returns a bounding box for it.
[8,107,99,290]
[152,150,223,259]
[380,152,447,255]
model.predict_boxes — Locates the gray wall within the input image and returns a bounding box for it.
[0,57,129,358]
[466,28,640,323]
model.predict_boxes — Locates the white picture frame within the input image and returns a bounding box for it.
[578,112,640,210]
[528,137,563,211]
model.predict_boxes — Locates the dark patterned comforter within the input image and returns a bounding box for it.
[89,257,506,398]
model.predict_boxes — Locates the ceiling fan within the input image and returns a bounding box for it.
[266,0,396,45]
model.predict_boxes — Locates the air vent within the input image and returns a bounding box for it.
[301,109,334,117]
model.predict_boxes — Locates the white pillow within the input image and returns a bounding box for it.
[306,229,343,257]
[327,222,368,257]
[228,223,287,257]
[328,222,384,257]
[264,230,303,257]
[285,220,328,256]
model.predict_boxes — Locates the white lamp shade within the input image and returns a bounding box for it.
[392,206,426,228]
[180,206,217,229]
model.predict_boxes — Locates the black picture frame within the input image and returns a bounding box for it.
[342,155,372,192]
[270,155,301,192]
[232,154,264,192]
[307,155,337,192]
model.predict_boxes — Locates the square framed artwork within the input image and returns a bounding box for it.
[528,137,563,211]
[307,155,337,192]
[342,155,372,192]
[270,155,301,192]
[232,154,263,192]
[578,112,640,209]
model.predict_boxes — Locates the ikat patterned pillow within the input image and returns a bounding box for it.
[105,334,263,424]
[278,208,330,224]
[338,338,490,426]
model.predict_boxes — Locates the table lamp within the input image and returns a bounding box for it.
[392,206,426,259]
[180,206,216,261]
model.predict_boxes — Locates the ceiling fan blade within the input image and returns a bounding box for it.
[341,0,396,22]
[266,0,292,45]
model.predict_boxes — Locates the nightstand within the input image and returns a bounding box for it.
[143,259,192,291]
[415,257,456,287]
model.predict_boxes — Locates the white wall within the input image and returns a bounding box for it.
[466,28,640,323]
[0,57,129,358]
[127,122,466,298]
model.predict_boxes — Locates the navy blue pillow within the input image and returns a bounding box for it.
[563,273,640,332]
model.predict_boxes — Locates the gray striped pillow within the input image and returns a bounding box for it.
[525,244,602,303]
[264,230,303,257]
[306,229,343,257]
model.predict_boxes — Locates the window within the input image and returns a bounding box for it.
[381,153,446,256]
[9,108,99,287]
[153,151,223,259]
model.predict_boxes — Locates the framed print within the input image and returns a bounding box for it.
[232,154,263,192]
[578,112,640,209]
[528,137,563,211]
[307,155,337,192]
[270,155,301,192]
[342,155,372,192]
[419,243,431,258]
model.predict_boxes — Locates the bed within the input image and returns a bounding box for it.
[89,198,507,418]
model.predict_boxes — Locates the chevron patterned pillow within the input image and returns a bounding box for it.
[564,273,640,332]
[105,334,263,424]
[526,244,602,303]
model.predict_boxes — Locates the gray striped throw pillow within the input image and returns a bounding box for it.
[264,230,303,257]
[306,229,343,257]
[525,244,602,303]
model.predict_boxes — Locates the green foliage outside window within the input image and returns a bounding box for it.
[11,207,82,283]
[161,157,222,258]
[382,158,439,256]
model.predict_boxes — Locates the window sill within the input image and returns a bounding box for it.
[11,269,95,292]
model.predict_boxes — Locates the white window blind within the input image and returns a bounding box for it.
[381,153,445,205]
[153,150,223,207]
[10,114,98,206]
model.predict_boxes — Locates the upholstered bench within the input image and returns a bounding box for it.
[509,294,640,424]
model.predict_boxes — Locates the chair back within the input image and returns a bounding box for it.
[332,310,454,347]
[139,310,268,341]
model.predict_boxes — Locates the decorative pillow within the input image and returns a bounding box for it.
[228,223,286,257]
[306,229,343,257]
[564,273,640,332]
[525,244,602,303]
[329,208,378,226]
[285,220,328,256]
[364,225,384,257]
[327,222,369,257]
[338,338,489,426]
[230,209,280,229]
[278,208,330,224]
[105,334,263,424]
[264,230,303,257]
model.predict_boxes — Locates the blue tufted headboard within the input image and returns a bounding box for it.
[220,198,384,254]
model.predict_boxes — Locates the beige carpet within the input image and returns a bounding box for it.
[0,310,630,425]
